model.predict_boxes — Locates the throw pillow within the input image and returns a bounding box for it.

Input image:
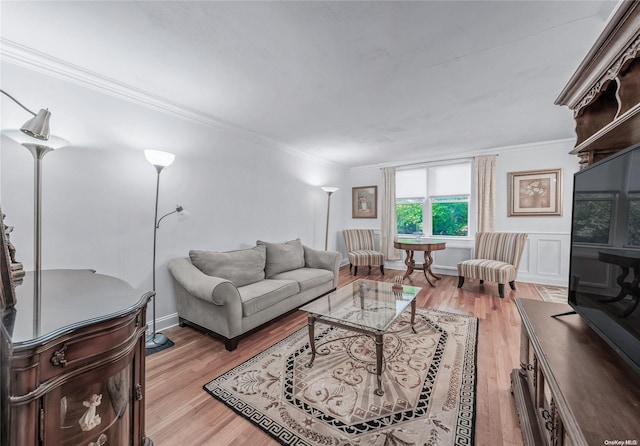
[189,244,266,287]
[256,238,305,278]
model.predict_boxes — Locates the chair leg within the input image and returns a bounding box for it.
[380,265,384,275]
[509,281,516,290]
[479,279,484,284]
[349,264,352,271]
[368,265,372,273]
[457,276,465,288]
[498,283,505,298]
[353,266,358,276]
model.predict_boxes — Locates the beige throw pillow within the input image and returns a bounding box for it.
[256,238,305,278]
[189,245,266,287]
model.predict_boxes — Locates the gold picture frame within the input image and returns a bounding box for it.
[508,169,562,217]
[352,186,377,219]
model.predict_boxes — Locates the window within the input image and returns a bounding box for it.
[572,192,615,244]
[396,162,471,237]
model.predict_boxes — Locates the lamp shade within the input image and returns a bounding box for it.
[321,186,339,194]
[145,150,175,167]
[20,109,51,141]
[3,130,69,150]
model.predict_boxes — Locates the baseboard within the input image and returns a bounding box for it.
[146,312,180,335]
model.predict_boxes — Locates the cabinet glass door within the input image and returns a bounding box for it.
[46,362,132,445]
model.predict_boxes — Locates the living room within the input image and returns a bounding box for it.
[2,1,639,445]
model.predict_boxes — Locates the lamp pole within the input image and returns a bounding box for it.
[321,187,338,250]
[144,150,176,350]
[147,163,168,348]
[23,143,53,337]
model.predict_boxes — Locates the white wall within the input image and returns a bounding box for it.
[1,58,580,339]
[346,140,580,286]
[1,62,348,331]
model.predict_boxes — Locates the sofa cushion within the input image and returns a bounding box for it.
[189,245,266,287]
[270,268,334,292]
[256,238,305,278]
[238,279,300,317]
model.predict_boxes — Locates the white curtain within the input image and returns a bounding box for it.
[475,155,496,233]
[380,167,401,260]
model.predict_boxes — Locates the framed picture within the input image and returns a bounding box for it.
[508,169,562,216]
[352,186,377,218]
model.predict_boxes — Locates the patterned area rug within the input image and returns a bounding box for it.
[534,284,568,303]
[204,308,478,446]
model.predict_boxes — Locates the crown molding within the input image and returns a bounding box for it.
[351,138,576,171]
[0,38,340,166]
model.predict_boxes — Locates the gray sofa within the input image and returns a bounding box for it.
[168,238,340,350]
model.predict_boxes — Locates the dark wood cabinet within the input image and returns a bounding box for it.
[511,298,640,446]
[3,269,153,446]
[556,2,640,167]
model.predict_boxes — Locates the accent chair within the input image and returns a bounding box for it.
[457,232,528,298]
[342,229,385,276]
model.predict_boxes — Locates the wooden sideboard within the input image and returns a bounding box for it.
[511,298,640,446]
[2,269,153,446]
[556,2,640,167]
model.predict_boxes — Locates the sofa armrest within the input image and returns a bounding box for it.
[303,245,341,288]
[168,257,241,305]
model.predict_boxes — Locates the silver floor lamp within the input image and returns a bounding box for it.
[1,89,68,336]
[321,187,338,250]
[144,150,188,349]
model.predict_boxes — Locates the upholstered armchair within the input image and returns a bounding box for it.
[342,229,385,276]
[457,232,528,298]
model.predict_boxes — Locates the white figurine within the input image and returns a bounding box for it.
[79,394,102,431]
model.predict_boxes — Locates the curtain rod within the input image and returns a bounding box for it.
[380,153,499,170]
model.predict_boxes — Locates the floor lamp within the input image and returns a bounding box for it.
[1,89,67,337]
[144,149,188,349]
[321,187,338,250]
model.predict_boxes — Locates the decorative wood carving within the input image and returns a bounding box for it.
[50,344,68,367]
[556,2,640,167]
[0,209,16,310]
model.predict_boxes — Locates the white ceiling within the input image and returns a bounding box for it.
[0,1,618,167]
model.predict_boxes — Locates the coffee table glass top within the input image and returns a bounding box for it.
[299,279,422,331]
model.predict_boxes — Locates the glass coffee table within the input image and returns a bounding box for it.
[299,279,422,396]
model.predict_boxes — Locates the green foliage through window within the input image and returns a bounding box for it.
[396,196,469,237]
[432,198,468,236]
[396,199,423,234]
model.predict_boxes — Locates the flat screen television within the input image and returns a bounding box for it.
[568,141,640,375]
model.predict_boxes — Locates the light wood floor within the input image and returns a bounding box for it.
[145,266,543,445]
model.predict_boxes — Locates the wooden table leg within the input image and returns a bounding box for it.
[402,249,415,279]
[422,250,442,287]
[305,315,316,368]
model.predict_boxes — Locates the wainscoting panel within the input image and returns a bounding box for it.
[519,240,531,274]
[433,246,473,274]
[519,233,571,286]
[536,238,562,276]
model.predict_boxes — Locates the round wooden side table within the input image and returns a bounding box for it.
[394,238,446,287]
